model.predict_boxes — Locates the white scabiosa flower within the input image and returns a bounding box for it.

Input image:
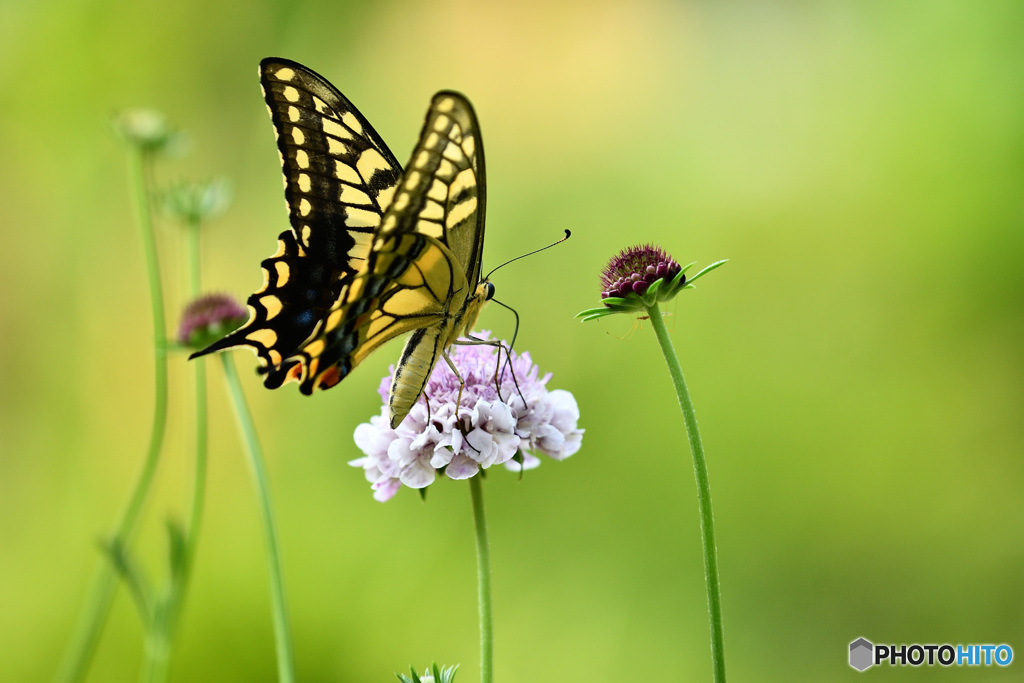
[349,333,583,501]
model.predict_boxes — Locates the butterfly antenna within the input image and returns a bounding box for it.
[484,229,571,281]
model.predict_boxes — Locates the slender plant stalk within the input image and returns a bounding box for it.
[220,354,296,683]
[646,302,726,683]
[56,145,170,683]
[469,476,494,683]
[175,211,210,629]
[140,213,212,683]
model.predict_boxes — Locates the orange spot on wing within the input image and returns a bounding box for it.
[318,365,342,389]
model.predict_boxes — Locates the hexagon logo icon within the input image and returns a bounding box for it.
[850,637,874,671]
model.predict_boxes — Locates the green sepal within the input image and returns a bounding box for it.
[398,663,458,683]
[165,518,188,585]
[99,537,154,624]
[577,259,727,321]
[687,259,728,285]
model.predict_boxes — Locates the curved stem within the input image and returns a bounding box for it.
[646,302,726,683]
[469,476,493,683]
[56,146,169,683]
[220,354,296,683]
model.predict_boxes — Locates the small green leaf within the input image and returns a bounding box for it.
[165,518,188,581]
[687,259,728,284]
[99,537,154,624]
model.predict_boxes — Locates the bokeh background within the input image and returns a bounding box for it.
[2,0,1022,680]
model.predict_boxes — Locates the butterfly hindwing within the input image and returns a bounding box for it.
[189,58,402,379]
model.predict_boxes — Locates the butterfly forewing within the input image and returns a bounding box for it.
[280,92,489,427]
[189,58,402,381]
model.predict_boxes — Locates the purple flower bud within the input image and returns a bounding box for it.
[599,244,683,303]
[177,293,247,348]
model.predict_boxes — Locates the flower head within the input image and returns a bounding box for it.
[112,108,183,154]
[164,178,232,225]
[177,293,247,349]
[578,244,727,321]
[601,243,682,299]
[350,333,583,501]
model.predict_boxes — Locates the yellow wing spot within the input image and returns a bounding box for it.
[380,215,397,232]
[435,97,455,113]
[356,148,389,182]
[262,295,283,320]
[377,185,397,211]
[295,149,309,168]
[297,173,311,192]
[403,170,422,190]
[462,134,475,158]
[436,158,456,181]
[347,207,383,227]
[416,219,444,238]
[446,195,477,229]
[427,178,447,202]
[421,199,444,221]
[291,127,305,145]
[288,106,301,122]
[347,276,367,300]
[312,96,329,114]
[339,185,372,206]
[392,193,410,212]
[301,224,312,246]
[433,114,451,133]
[322,118,353,140]
[271,238,289,258]
[247,328,278,347]
[442,141,465,164]
[299,198,312,216]
[341,111,363,134]
[450,167,475,197]
[327,137,347,156]
[303,338,326,358]
[333,160,360,184]
[349,231,373,262]
[424,132,441,150]
[283,86,300,102]
[274,260,291,285]
[414,150,433,171]
[274,67,295,81]
[267,348,283,366]
[325,308,344,333]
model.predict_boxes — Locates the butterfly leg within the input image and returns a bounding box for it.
[454,337,528,411]
[440,349,467,419]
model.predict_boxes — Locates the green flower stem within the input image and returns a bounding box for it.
[469,476,493,683]
[220,354,296,683]
[140,212,212,683]
[180,210,209,605]
[55,145,169,683]
[646,302,726,683]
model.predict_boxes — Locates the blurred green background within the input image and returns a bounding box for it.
[2,0,1022,680]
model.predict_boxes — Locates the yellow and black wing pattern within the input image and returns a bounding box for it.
[194,59,491,427]
[190,58,403,385]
